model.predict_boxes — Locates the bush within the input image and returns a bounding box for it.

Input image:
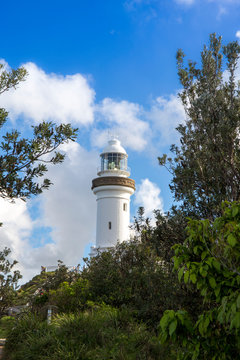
[82,240,199,328]
[48,278,91,313]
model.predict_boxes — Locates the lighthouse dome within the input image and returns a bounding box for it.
[101,139,127,155]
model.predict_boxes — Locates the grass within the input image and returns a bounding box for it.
[0,317,15,338]
[3,306,172,360]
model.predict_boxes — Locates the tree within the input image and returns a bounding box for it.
[0,63,78,200]
[0,63,77,311]
[159,201,240,359]
[157,34,240,359]
[159,34,240,219]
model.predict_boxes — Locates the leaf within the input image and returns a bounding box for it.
[198,320,204,336]
[184,270,189,284]
[169,319,177,336]
[193,246,198,254]
[218,309,225,324]
[159,314,170,332]
[201,251,208,260]
[227,234,237,247]
[214,286,221,298]
[204,316,210,332]
[232,205,239,217]
[231,303,237,314]
[178,266,185,282]
[230,312,240,330]
[212,259,221,272]
[160,311,175,331]
[199,267,207,277]
[173,256,181,270]
[201,287,207,297]
[209,277,217,289]
[159,332,168,344]
[237,294,240,309]
[190,273,197,284]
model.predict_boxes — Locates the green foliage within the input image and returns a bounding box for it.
[82,237,201,329]
[150,208,187,262]
[16,272,53,305]
[0,316,15,338]
[0,248,21,316]
[159,34,240,219]
[17,261,80,307]
[4,306,167,360]
[159,201,240,359]
[0,121,78,200]
[49,278,91,313]
[157,34,240,359]
[0,64,27,98]
[3,313,53,360]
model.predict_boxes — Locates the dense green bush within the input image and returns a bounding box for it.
[82,239,201,329]
[48,278,91,313]
[159,201,240,359]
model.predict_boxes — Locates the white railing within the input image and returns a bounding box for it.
[97,165,130,172]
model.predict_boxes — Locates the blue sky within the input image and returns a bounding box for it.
[0,0,240,281]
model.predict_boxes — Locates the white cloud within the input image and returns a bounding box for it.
[38,142,97,265]
[175,0,195,5]
[134,179,164,219]
[93,98,150,151]
[0,59,11,73]
[175,0,239,7]
[208,0,238,3]
[0,62,95,126]
[236,31,240,39]
[223,59,240,84]
[124,0,151,11]
[0,199,32,261]
[148,94,185,146]
[0,59,182,154]
[216,5,227,19]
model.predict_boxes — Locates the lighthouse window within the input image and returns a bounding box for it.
[123,203,127,211]
[100,153,128,172]
[108,153,119,170]
[108,222,112,230]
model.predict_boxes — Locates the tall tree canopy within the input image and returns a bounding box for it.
[159,34,240,219]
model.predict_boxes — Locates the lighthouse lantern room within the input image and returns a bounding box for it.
[90,138,135,256]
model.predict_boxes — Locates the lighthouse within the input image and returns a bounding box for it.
[90,138,135,255]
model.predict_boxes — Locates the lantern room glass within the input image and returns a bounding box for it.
[101,153,127,172]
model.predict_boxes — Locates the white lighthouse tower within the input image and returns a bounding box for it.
[90,138,135,255]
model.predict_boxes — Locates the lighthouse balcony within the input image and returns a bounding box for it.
[97,165,130,177]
